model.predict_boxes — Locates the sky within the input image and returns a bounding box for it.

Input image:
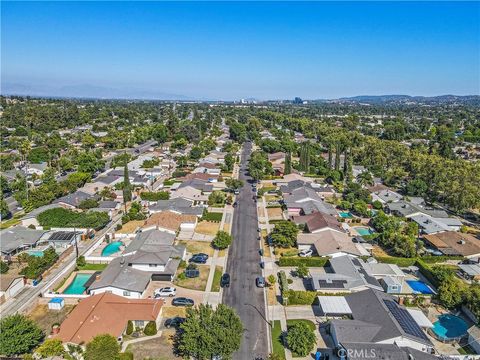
[1,1,479,100]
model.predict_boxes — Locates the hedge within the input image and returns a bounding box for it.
[38,208,110,230]
[278,271,289,305]
[278,257,329,267]
[375,255,465,268]
[140,191,169,201]
[286,290,318,305]
[415,259,439,288]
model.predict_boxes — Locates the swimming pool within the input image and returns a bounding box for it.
[63,273,92,295]
[25,250,45,257]
[354,227,374,236]
[406,280,435,295]
[338,211,353,218]
[432,314,468,340]
[101,241,123,257]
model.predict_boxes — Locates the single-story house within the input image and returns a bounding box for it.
[0,226,48,257]
[55,292,163,345]
[46,231,82,249]
[297,230,368,258]
[293,211,344,234]
[143,211,198,233]
[423,231,480,259]
[54,190,95,209]
[170,186,209,205]
[284,187,337,217]
[371,189,402,204]
[329,289,433,353]
[0,275,26,304]
[148,197,204,217]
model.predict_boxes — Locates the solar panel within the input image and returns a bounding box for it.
[48,231,77,241]
[383,299,429,341]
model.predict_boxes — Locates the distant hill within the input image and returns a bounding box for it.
[334,94,480,105]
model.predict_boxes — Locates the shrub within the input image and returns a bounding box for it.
[286,290,318,305]
[0,314,44,356]
[286,322,316,357]
[126,320,134,335]
[0,260,9,274]
[76,256,86,268]
[144,321,157,336]
[296,263,309,278]
[278,271,289,305]
[119,352,134,360]
[278,257,328,267]
[84,334,120,360]
[267,274,276,286]
[78,198,99,210]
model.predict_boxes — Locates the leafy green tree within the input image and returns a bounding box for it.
[284,152,292,175]
[0,261,9,274]
[151,124,168,143]
[437,276,465,309]
[0,196,9,220]
[84,334,120,360]
[123,161,132,209]
[296,263,309,278]
[36,339,65,358]
[78,198,99,209]
[126,321,134,336]
[225,178,243,190]
[143,321,157,336]
[0,314,44,356]
[178,304,243,360]
[212,231,232,250]
[270,221,299,248]
[286,322,316,357]
[208,191,225,206]
[76,255,86,268]
[405,179,428,196]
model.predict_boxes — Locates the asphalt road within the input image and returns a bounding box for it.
[223,142,269,360]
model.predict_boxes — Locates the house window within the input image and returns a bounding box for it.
[123,291,131,296]
[391,285,398,290]
[134,320,144,327]
[149,264,156,268]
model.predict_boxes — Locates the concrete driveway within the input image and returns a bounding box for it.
[144,280,205,305]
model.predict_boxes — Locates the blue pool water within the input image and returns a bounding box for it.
[101,241,123,257]
[339,211,353,218]
[432,314,468,340]
[63,273,92,295]
[355,227,374,236]
[406,280,435,295]
[25,250,45,257]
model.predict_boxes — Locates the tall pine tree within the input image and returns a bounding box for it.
[284,152,292,175]
[123,159,132,211]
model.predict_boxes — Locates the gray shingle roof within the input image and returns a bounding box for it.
[124,229,176,254]
[148,198,204,216]
[54,190,94,208]
[0,226,47,255]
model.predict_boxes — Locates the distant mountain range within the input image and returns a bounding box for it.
[333,94,480,105]
[1,82,192,101]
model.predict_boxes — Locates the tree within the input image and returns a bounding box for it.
[296,263,309,278]
[0,314,44,356]
[286,322,316,357]
[123,161,132,210]
[178,304,243,360]
[270,221,299,248]
[284,152,292,175]
[212,230,232,249]
[437,276,465,309]
[76,255,86,268]
[208,191,225,206]
[0,261,9,274]
[84,334,120,360]
[78,198,99,209]
[126,321,134,336]
[225,178,243,190]
[267,274,276,286]
[0,196,9,220]
[36,339,65,358]
[357,171,374,187]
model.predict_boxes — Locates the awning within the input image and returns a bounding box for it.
[406,308,434,328]
[318,296,352,315]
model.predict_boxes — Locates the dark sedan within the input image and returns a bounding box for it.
[189,253,209,264]
[164,317,185,328]
[172,297,195,307]
[220,273,230,288]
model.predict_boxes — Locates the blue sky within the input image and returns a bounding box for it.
[2,1,479,100]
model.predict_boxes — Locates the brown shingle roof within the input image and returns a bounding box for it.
[180,173,218,181]
[144,211,197,232]
[293,212,344,233]
[423,231,480,257]
[55,293,162,344]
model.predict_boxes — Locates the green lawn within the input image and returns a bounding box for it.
[211,266,223,292]
[77,263,108,271]
[271,320,286,360]
[458,345,476,355]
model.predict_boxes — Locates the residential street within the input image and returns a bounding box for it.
[223,142,269,360]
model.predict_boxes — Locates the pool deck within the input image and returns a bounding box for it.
[90,238,132,257]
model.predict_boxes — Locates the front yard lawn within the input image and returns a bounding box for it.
[196,221,220,235]
[126,328,176,360]
[177,240,214,256]
[77,263,108,271]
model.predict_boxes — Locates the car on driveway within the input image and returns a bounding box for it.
[255,276,266,288]
[154,287,176,297]
[221,273,230,287]
[172,297,195,307]
[299,249,313,257]
[185,268,200,278]
[189,253,209,264]
[164,317,185,328]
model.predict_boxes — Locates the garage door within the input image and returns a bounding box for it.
[151,274,172,282]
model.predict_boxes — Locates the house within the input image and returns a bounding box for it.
[148,197,204,217]
[54,190,95,209]
[309,256,383,293]
[423,231,480,259]
[467,326,480,355]
[458,263,480,281]
[20,203,63,228]
[297,231,368,258]
[26,162,48,176]
[194,162,221,176]
[268,152,286,176]
[46,231,82,249]
[171,186,209,205]
[410,214,462,235]
[124,229,176,254]
[328,289,433,353]
[0,226,47,257]
[98,200,122,211]
[284,187,337,216]
[177,179,214,193]
[0,275,25,304]
[387,199,449,219]
[180,172,219,183]
[55,293,162,345]
[371,189,403,204]
[338,342,438,360]
[143,211,198,233]
[293,212,345,234]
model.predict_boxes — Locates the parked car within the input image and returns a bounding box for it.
[189,253,209,264]
[154,287,176,297]
[255,276,266,288]
[299,249,313,257]
[164,317,185,328]
[221,273,230,287]
[234,190,240,195]
[233,201,238,207]
[185,269,200,278]
[172,297,195,307]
